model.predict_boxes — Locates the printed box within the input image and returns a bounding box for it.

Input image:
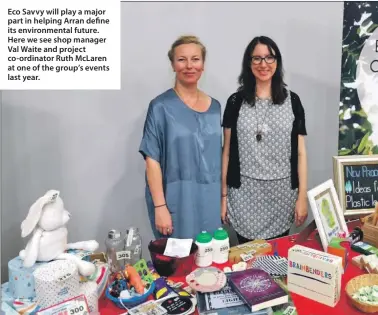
[287,245,342,307]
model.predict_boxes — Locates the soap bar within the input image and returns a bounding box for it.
[228,239,272,264]
[232,261,247,271]
[351,255,366,269]
[366,261,378,274]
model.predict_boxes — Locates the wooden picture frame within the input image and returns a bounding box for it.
[333,155,378,216]
[307,179,349,251]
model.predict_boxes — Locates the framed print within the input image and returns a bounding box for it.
[333,155,378,216]
[307,179,349,251]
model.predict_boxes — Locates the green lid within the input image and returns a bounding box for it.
[213,228,228,240]
[196,231,212,243]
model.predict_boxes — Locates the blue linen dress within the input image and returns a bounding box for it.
[139,88,222,240]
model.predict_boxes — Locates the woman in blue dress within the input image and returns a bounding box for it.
[139,35,222,240]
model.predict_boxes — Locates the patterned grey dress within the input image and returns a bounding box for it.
[227,94,298,239]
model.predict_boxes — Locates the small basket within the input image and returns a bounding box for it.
[105,280,155,309]
[346,274,378,313]
[148,239,198,277]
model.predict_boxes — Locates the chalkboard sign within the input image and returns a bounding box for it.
[333,155,378,216]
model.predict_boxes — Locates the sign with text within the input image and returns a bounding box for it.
[0,0,120,89]
[36,295,89,315]
[333,155,378,215]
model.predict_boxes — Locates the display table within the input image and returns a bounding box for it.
[99,220,364,315]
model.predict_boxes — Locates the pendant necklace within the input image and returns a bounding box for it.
[174,88,200,110]
[254,97,271,142]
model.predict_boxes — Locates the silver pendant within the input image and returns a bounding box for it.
[256,133,262,142]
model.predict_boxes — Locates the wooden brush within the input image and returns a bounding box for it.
[373,202,378,226]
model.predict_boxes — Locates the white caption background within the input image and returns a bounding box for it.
[0,0,120,90]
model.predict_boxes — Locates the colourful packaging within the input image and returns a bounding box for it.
[327,237,351,272]
[288,245,342,307]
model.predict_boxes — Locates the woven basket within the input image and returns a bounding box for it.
[346,274,378,313]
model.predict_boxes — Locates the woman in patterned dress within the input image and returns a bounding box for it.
[221,36,308,244]
[139,35,222,240]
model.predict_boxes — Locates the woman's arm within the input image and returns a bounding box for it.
[297,135,307,199]
[222,128,231,195]
[295,135,308,226]
[146,157,166,206]
[139,101,172,235]
[146,157,172,235]
[221,128,231,223]
[220,93,238,223]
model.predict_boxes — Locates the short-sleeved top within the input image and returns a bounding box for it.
[222,90,307,189]
[238,95,294,179]
[139,88,222,240]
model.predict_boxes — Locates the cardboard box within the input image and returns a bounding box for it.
[288,245,342,307]
[228,240,272,264]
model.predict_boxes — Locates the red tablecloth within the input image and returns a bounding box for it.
[99,221,364,315]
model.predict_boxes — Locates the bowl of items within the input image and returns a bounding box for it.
[346,274,378,313]
[105,264,155,309]
[148,238,198,277]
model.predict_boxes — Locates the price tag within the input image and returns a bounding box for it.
[67,300,88,315]
[57,272,72,282]
[116,250,131,260]
[134,244,141,255]
[240,252,254,262]
[37,295,89,315]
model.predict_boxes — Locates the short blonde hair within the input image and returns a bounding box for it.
[168,35,207,63]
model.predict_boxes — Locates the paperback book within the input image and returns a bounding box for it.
[228,268,288,312]
[197,275,272,315]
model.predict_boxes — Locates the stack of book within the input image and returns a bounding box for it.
[197,269,296,315]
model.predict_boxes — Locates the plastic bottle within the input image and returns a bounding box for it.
[195,231,213,267]
[125,227,142,266]
[212,228,230,264]
[105,229,126,274]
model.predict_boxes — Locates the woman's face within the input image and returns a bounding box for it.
[172,43,204,85]
[250,43,277,83]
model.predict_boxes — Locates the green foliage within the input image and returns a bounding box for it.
[338,1,378,156]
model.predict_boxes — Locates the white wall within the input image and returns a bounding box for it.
[1,2,344,280]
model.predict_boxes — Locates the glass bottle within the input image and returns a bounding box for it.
[105,229,126,274]
[125,227,142,266]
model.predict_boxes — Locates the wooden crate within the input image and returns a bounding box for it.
[361,212,378,247]
[362,223,378,248]
[361,203,378,248]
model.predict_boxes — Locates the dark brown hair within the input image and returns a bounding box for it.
[238,36,288,106]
